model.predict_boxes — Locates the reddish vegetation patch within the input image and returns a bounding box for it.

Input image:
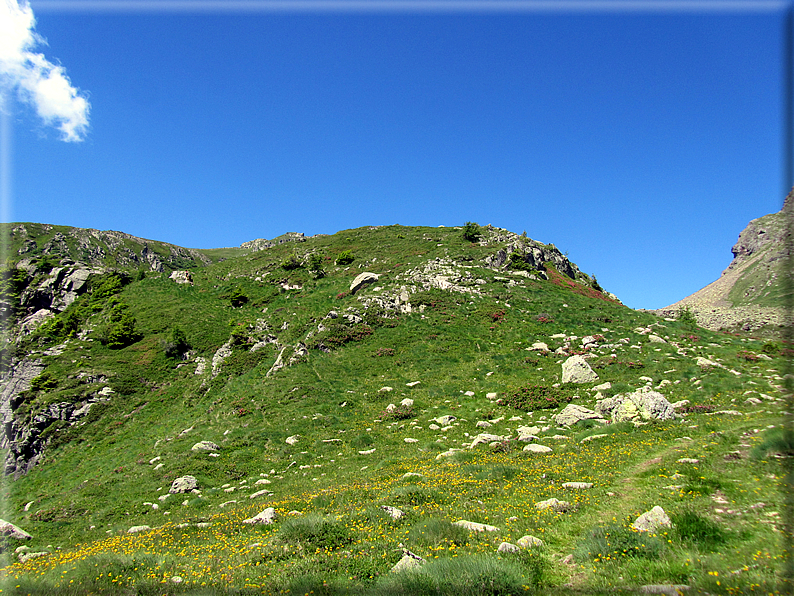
[544,266,619,303]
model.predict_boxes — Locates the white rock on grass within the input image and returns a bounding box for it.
[562,482,593,489]
[127,525,151,534]
[632,506,671,533]
[380,506,405,520]
[379,387,394,393]
[350,272,380,294]
[476,420,492,428]
[453,520,499,532]
[191,441,220,452]
[498,542,520,553]
[406,381,421,387]
[391,551,425,573]
[400,398,414,407]
[243,507,276,525]
[169,476,198,494]
[580,434,608,443]
[249,489,272,499]
[677,458,699,464]
[535,498,571,512]
[359,448,376,455]
[523,444,552,453]
[434,415,456,425]
[285,435,300,445]
[561,355,598,384]
[0,520,32,540]
[404,438,419,443]
[469,433,505,448]
[486,392,498,400]
[552,404,605,427]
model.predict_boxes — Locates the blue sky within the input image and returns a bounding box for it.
[1,1,788,309]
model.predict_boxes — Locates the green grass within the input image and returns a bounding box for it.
[1,222,788,595]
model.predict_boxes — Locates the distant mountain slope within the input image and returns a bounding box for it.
[655,188,793,332]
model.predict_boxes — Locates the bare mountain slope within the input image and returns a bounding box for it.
[656,187,793,332]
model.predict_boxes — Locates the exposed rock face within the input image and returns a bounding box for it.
[243,507,276,525]
[595,388,675,423]
[655,187,793,331]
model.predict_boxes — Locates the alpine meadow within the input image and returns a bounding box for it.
[0,216,791,596]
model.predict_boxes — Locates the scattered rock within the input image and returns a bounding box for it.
[475,420,492,428]
[561,355,599,384]
[127,525,151,534]
[552,404,605,427]
[0,520,32,540]
[562,482,593,489]
[677,458,699,464]
[535,498,572,512]
[191,441,220,452]
[358,448,376,455]
[639,585,690,594]
[523,444,552,453]
[349,272,380,294]
[391,551,425,573]
[406,381,421,387]
[580,434,608,443]
[648,335,666,343]
[632,506,672,533]
[403,438,419,443]
[285,435,300,445]
[243,507,276,525]
[596,388,675,423]
[380,506,405,520]
[453,520,499,532]
[530,342,550,352]
[169,476,198,494]
[498,541,520,553]
[18,551,49,563]
[434,415,456,425]
[379,386,394,393]
[400,398,414,407]
[168,270,193,285]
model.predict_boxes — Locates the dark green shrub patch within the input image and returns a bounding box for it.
[335,250,355,266]
[279,514,352,549]
[501,384,572,411]
[310,321,373,349]
[671,509,727,549]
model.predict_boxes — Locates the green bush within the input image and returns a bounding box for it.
[335,250,355,266]
[501,384,573,411]
[308,252,325,278]
[230,287,249,307]
[29,371,58,392]
[310,321,373,350]
[281,255,303,271]
[677,305,698,327]
[104,306,142,349]
[506,252,537,273]
[162,326,189,358]
[751,427,794,460]
[462,221,482,243]
[279,514,352,549]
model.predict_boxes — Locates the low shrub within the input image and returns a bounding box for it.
[335,250,355,266]
[677,305,698,327]
[281,255,303,271]
[230,287,249,307]
[462,221,481,243]
[501,384,572,411]
[381,405,415,421]
[310,321,373,350]
[279,514,352,549]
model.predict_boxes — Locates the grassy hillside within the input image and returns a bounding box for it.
[0,223,789,595]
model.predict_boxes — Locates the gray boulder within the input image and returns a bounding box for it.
[552,404,605,428]
[169,476,198,494]
[632,506,672,533]
[0,520,32,540]
[561,355,598,384]
[596,388,675,422]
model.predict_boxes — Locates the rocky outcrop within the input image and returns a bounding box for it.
[595,388,675,423]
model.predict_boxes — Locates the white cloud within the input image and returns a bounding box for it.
[0,0,90,142]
